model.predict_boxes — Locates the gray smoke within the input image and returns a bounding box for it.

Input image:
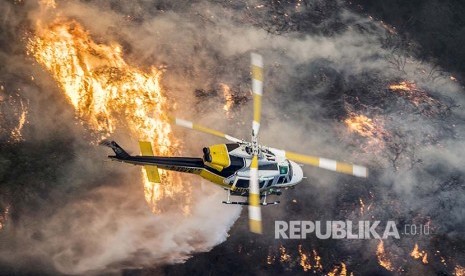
[1,0,464,274]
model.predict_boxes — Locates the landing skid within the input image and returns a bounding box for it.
[222,189,280,206]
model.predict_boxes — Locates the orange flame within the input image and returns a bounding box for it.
[389,81,416,91]
[0,205,10,231]
[298,245,312,272]
[410,243,428,264]
[359,198,365,215]
[279,245,291,263]
[0,86,28,142]
[9,101,28,142]
[312,249,323,271]
[344,114,377,138]
[272,245,329,273]
[328,262,348,276]
[220,83,234,117]
[39,0,56,9]
[27,19,190,213]
[376,240,394,271]
[344,113,388,151]
[455,265,465,276]
[389,81,444,116]
[266,253,276,265]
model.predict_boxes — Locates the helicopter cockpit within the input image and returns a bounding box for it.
[230,160,293,193]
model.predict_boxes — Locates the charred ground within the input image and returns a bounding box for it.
[1,0,465,275]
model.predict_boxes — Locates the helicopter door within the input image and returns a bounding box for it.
[260,177,275,189]
[232,176,270,190]
[260,179,268,189]
[270,175,280,186]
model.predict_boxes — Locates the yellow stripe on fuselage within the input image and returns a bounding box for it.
[198,169,229,188]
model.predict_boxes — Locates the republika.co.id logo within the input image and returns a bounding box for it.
[275,220,430,239]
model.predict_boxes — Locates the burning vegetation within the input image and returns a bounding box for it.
[220,83,234,118]
[388,81,449,117]
[376,240,395,271]
[0,0,463,274]
[410,243,429,264]
[9,101,27,142]
[359,197,373,215]
[344,113,389,152]
[0,85,28,142]
[27,19,189,213]
[0,205,10,231]
[327,262,349,276]
[266,245,350,275]
[455,265,465,276]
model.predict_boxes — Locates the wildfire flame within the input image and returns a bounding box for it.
[389,81,416,92]
[455,265,465,276]
[376,240,395,271]
[10,101,27,142]
[344,114,377,138]
[271,245,350,274]
[298,245,312,272]
[380,21,397,34]
[344,113,388,151]
[220,83,234,117]
[359,198,373,216]
[389,81,446,116]
[279,245,291,263]
[328,262,349,276]
[266,251,276,265]
[39,0,56,9]
[0,205,10,231]
[359,198,365,215]
[0,85,28,142]
[312,249,323,271]
[27,19,189,213]
[410,243,428,264]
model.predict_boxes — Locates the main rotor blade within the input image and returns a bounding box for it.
[248,154,262,234]
[270,148,368,178]
[169,117,242,143]
[251,53,263,137]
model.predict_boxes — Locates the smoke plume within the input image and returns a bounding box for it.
[0,0,464,275]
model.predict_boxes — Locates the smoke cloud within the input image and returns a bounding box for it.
[0,0,464,274]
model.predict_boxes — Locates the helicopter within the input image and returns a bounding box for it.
[101,53,368,234]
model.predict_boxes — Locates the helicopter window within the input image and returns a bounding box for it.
[279,166,288,175]
[259,164,278,171]
[208,156,245,178]
[236,179,249,188]
[288,164,293,181]
[226,143,240,151]
[278,176,286,184]
[234,179,267,188]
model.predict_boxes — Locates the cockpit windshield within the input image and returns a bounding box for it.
[279,165,288,175]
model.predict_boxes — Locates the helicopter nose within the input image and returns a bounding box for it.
[289,160,304,185]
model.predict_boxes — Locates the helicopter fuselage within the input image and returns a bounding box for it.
[107,142,303,196]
